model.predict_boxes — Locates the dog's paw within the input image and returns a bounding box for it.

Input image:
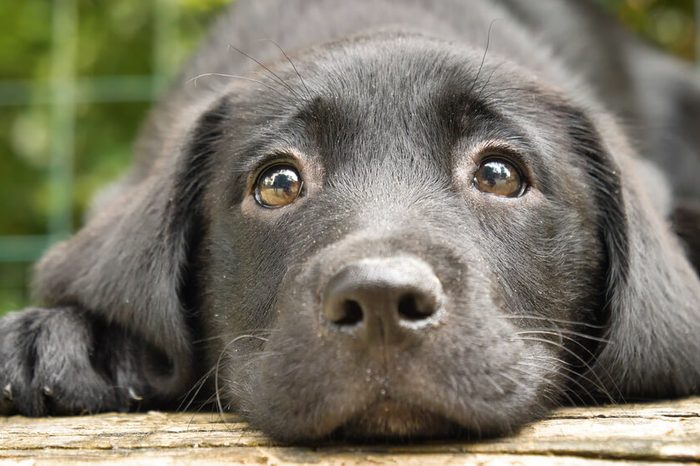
[0,307,148,416]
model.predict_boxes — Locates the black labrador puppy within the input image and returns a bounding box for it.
[2,0,699,441]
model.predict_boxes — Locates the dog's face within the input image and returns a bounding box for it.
[195,33,611,440]
[23,21,700,440]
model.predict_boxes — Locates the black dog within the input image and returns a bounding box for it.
[2,0,699,441]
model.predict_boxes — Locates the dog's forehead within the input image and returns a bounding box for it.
[221,32,580,194]
[255,35,533,160]
[301,34,501,115]
[236,32,527,124]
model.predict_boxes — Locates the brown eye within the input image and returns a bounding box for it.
[473,158,526,197]
[254,165,303,208]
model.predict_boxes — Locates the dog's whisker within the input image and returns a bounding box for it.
[475,61,506,102]
[507,367,577,407]
[516,329,610,349]
[483,374,506,396]
[227,44,303,102]
[528,353,620,404]
[516,336,618,403]
[524,328,610,344]
[187,72,290,101]
[503,368,567,408]
[259,38,312,100]
[211,333,272,429]
[516,360,595,405]
[193,330,272,345]
[214,355,232,430]
[178,365,218,412]
[499,314,606,329]
[466,18,499,97]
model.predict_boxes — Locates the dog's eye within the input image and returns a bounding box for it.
[473,158,526,197]
[254,165,303,208]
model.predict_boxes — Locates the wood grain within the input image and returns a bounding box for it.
[1,397,698,465]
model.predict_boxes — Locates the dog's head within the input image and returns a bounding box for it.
[34,32,700,440]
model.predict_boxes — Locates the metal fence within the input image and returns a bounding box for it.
[0,0,180,262]
[0,1,189,310]
[0,0,698,311]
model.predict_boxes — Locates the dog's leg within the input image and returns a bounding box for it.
[0,307,162,416]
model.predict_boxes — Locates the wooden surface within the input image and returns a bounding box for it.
[1,398,699,465]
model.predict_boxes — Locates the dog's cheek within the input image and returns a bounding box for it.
[230,257,361,439]
[459,187,606,401]
[197,196,331,408]
[480,196,602,316]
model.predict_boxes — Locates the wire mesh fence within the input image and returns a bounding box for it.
[0,0,215,311]
[0,0,698,313]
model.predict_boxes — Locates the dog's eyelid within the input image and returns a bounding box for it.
[245,150,304,186]
[248,149,302,171]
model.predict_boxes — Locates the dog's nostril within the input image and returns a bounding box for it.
[321,257,445,340]
[398,293,435,321]
[334,300,364,326]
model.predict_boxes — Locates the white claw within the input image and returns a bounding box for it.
[128,387,144,401]
[2,383,12,401]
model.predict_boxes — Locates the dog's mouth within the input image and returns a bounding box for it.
[330,398,460,440]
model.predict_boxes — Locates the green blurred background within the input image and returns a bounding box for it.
[0,0,698,315]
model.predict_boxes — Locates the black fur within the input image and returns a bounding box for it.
[2,0,699,442]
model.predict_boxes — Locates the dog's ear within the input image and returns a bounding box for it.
[672,199,700,271]
[31,97,231,397]
[566,108,700,399]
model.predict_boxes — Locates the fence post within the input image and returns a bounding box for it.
[48,0,78,242]
[153,0,181,97]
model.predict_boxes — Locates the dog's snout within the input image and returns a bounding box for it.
[322,257,444,343]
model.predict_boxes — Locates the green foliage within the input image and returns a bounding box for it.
[0,0,696,314]
[603,0,697,59]
[0,1,227,313]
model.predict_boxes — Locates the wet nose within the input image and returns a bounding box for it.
[322,257,444,344]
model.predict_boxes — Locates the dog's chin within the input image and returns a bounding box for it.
[331,400,458,440]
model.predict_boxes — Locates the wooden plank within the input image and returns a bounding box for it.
[1,397,698,465]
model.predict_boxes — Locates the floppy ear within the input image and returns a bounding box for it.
[31,97,231,397]
[672,199,700,271]
[569,110,700,399]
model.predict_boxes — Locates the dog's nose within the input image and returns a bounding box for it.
[322,257,444,344]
